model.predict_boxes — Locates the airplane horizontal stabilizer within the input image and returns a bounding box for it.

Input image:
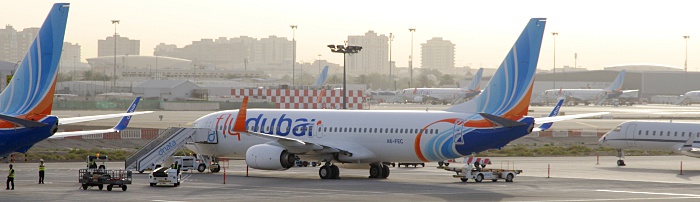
[478,113,526,127]
[0,114,49,128]
[534,112,609,124]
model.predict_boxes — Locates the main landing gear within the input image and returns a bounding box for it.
[319,163,340,179]
[616,149,626,166]
[369,163,390,179]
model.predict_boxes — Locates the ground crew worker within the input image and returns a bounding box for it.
[39,159,45,184]
[6,164,14,190]
[88,157,96,169]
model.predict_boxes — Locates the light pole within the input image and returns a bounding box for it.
[318,54,322,74]
[551,32,558,89]
[409,28,416,88]
[155,54,158,80]
[290,25,297,87]
[112,19,120,92]
[389,33,394,90]
[684,36,690,73]
[328,44,362,109]
[73,56,77,80]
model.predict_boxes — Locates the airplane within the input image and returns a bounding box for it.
[674,90,700,105]
[399,68,484,104]
[542,70,638,105]
[187,18,607,179]
[599,120,700,166]
[0,3,151,158]
[313,65,329,87]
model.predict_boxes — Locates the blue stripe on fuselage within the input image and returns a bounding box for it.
[453,117,535,157]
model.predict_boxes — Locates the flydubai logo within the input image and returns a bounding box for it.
[246,114,318,137]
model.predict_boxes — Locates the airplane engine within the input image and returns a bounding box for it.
[413,96,424,103]
[245,144,296,170]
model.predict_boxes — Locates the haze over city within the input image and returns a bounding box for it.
[2,0,699,70]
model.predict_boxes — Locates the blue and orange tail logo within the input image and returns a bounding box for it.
[0,3,69,119]
[604,70,625,92]
[0,3,68,129]
[445,18,546,120]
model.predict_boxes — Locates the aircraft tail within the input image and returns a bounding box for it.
[0,3,69,117]
[464,68,484,91]
[603,70,625,92]
[444,18,546,120]
[313,66,329,86]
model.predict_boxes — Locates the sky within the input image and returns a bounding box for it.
[2,0,699,70]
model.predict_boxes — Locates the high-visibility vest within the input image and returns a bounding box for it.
[8,168,14,178]
[39,164,45,171]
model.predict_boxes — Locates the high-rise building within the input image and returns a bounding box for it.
[60,42,81,70]
[421,37,455,70]
[0,25,40,63]
[155,36,291,70]
[98,34,140,57]
[346,31,388,75]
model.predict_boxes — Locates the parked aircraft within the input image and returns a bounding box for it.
[399,68,484,104]
[542,70,638,105]
[188,18,606,179]
[674,90,700,105]
[0,3,151,158]
[600,120,700,166]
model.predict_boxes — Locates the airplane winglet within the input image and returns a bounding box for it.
[233,97,249,132]
[478,113,525,127]
[0,114,49,128]
[680,131,696,151]
[112,96,141,131]
[533,97,565,132]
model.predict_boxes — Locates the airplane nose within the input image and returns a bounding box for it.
[598,135,607,145]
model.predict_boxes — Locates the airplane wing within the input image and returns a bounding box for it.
[532,97,609,132]
[534,112,609,124]
[50,97,148,138]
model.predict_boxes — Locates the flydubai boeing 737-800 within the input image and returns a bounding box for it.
[0,3,151,158]
[188,18,606,179]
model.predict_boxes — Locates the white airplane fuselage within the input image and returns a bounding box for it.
[191,109,533,163]
[400,88,479,103]
[600,121,700,157]
[543,89,617,103]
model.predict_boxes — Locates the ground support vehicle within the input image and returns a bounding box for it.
[149,167,181,187]
[444,157,521,183]
[79,169,132,191]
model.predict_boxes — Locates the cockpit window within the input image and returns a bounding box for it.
[613,126,621,132]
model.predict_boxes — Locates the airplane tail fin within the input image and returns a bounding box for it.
[464,68,484,91]
[604,70,625,92]
[0,3,69,117]
[313,66,330,86]
[444,18,546,120]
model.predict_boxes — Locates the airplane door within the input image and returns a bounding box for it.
[625,124,636,147]
[317,124,324,138]
[453,119,465,145]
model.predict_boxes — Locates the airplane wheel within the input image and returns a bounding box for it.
[617,160,626,166]
[330,165,340,179]
[381,165,390,178]
[319,166,332,179]
[369,164,383,178]
[122,185,127,191]
[82,184,88,190]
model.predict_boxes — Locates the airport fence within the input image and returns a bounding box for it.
[53,100,276,110]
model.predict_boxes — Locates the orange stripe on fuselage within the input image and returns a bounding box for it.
[413,118,497,162]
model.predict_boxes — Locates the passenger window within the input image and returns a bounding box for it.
[682,132,685,136]
[645,131,648,136]
[653,131,656,136]
[400,129,404,133]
